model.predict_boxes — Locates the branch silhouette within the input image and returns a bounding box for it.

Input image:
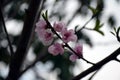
[72,47,120,80]
[6,0,43,80]
[0,3,14,56]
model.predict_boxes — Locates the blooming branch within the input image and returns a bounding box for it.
[35,12,95,65]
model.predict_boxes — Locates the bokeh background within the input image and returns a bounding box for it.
[0,0,120,80]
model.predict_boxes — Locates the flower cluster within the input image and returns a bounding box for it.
[35,19,83,62]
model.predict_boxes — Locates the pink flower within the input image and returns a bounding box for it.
[48,42,64,56]
[37,29,54,46]
[69,43,83,62]
[42,29,54,46]
[53,22,65,32]
[61,28,78,43]
[74,43,83,57]
[35,19,53,45]
[69,54,78,62]
[35,20,47,32]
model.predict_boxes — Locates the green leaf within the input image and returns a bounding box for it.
[117,27,120,33]
[113,27,116,32]
[94,19,100,30]
[42,13,45,18]
[96,30,104,35]
[110,31,115,36]
[88,6,99,18]
[88,6,96,14]
[42,10,48,20]
[45,10,48,20]
[94,19,104,30]
[99,23,104,29]
[116,27,120,37]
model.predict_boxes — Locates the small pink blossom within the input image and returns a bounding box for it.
[69,43,83,61]
[48,42,64,56]
[35,20,47,32]
[69,54,78,62]
[35,19,53,45]
[61,28,78,43]
[74,43,83,57]
[42,29,54,46]
[53,22,65,32]
[37,29,54,46]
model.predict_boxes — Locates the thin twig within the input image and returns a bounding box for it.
[79,17,94,31]
[19,49,48,77]
[88,68,102,80]
[88,70,98,80]
[0,4,14,56]
[81,57,95,65]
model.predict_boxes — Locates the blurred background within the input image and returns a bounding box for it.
[0,0,120,80]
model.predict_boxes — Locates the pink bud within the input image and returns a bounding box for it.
[36,29,54,46]
[41,29,54,46]
[48,42,64,56]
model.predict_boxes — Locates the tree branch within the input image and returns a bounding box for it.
[115,58,120,63]
[79,17,93,31]
[116,27,120,43]
[88,68,101,80]
[19,47,48,77]
[0,2,14,56]
[72,47,120,80]
[6,0,43,80]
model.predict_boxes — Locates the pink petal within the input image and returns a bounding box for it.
[48,45,59,56]
[69,54,78,62]
[74,43,83,57]
[53,22,66,32]
[48,43,64,56]
[36,29,54,46]
[61,29,78,43]
[69,34,78,42]
[42,30,54,46]
[41,38,53,46]
[35,20,47,31]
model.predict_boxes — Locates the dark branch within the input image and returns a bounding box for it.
[81,57,95,65]
[6,0,43,80]
[116,27,120,43]
[72,47,120,80]
[88,68,101,80]
[19,47,48,77]
[0,3,14,56]
[79,17,93,31]
[115,58,120,63]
